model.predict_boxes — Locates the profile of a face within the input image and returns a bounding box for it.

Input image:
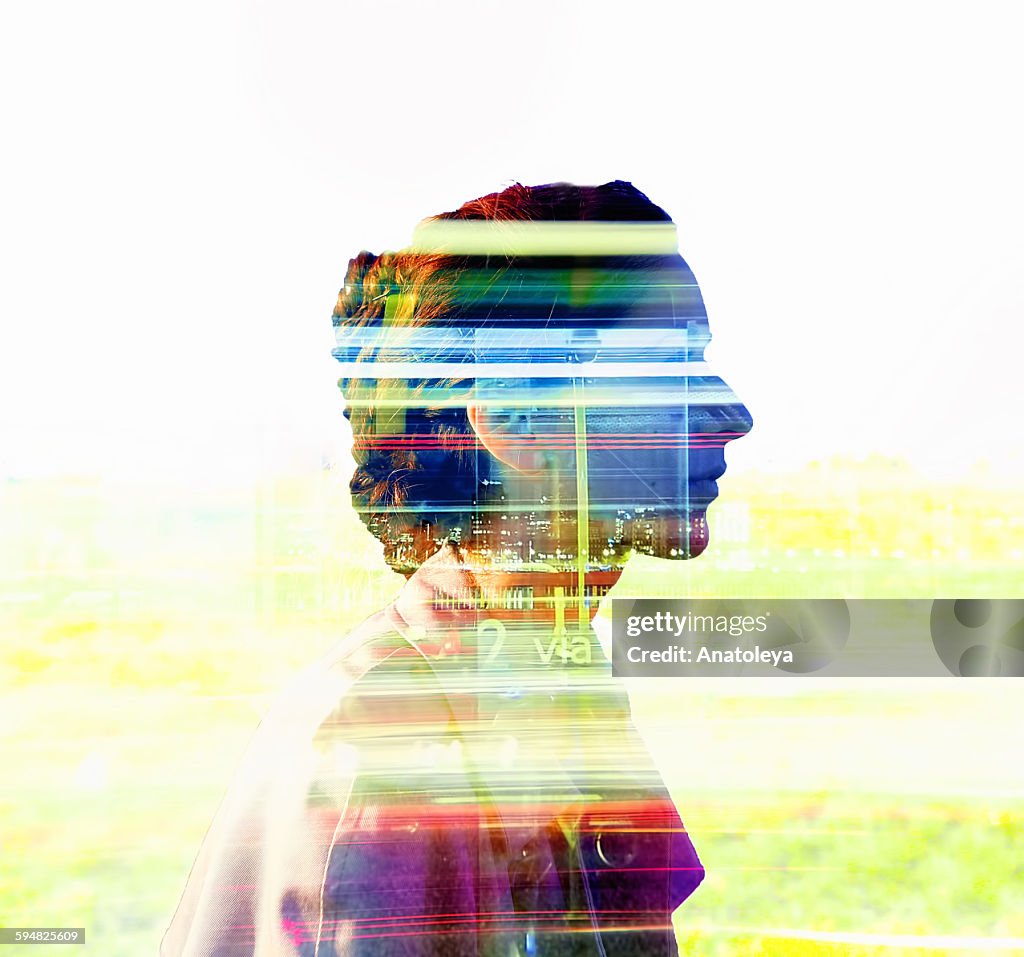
[334,181,752,573]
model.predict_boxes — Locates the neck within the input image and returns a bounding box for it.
[393,543,626,639]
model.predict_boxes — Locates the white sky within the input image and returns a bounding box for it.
[2,0,1023,480]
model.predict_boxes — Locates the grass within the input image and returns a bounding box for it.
[2,462,1023,955]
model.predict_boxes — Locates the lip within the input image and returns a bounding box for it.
[686,479,720,507]
[689,455,728,483]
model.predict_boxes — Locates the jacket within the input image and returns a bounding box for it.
[161,550,704,955]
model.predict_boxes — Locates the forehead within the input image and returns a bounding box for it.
[334,254,713,379]
[445,254,709,327]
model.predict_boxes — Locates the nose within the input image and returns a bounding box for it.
[686,377,753,445]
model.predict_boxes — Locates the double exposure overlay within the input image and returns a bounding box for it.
[162,181,752,955]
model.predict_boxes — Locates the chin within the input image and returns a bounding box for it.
[670,509,710,559]
[689,508,711,557]
[624,508,712,561]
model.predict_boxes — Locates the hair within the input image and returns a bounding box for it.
[332,181,689,566]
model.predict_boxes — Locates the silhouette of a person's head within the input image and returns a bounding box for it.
[333,181,752,577]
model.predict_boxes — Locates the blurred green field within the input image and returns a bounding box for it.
[3,673,1022,956]
[2,459,1022,955]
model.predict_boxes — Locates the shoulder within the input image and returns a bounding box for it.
[258,611,452,746]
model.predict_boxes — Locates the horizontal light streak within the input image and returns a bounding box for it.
[334,327,700,349]
[356,432,737,450]
[690,926,1024,950]
[307,912,678,943]
[339,797,686,817]
[430,793,604,804]
[338,386,733,408]
[332,349,701,364]
[409,220,680,256]
[334,361,712,378]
